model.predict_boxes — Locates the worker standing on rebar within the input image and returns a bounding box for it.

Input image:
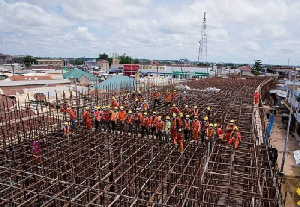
[200,116,209,143]
[152,89,161,109]
[224,120,236,140]
[192,116,201,141]
[99,106,105,131]
[156,116,165,143]
[170,113,178,145]
[206,106,211,118]
[170,104,180,114]
[118,106,127,134]
[131,90,136,100]
[193,106,199,118]
[140,99,149,112]
[178,128,184,151]
[227,126,241,149]
[110,97,119,109]
[32,137,42,164]
[61,121,70,139]
[183,115,192,142]
[177,113,183,131]
[164,116,171,143]
[254,91,259,107]
[67,106,76,129]
[94,106,101,131]
[123,97,130,111]
[172,89,178,101]
[83,107,92,130]
[133,98,140,110]
[149,111,158,136]
[182,105,191,117]
[133,109,141,136]
[217,124,224,140]
[165,90,172,107]
[137,91,143,101]
[110,107,118,133]
[205,123,216,154]
[141,112,149,137]
[104,106,111,132]
[127,110,133,135]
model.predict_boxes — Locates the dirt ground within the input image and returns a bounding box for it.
[269,113,300,206]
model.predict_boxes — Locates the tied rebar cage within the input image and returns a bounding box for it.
[0,77,281,206]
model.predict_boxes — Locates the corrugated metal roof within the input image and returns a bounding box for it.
[63,68,99,81]
[95,75,134,90]
[0,79,70,87]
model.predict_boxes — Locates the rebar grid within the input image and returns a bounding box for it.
[0,77,281,206]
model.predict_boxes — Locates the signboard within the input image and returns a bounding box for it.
[123,64,140,76]
[140,65,165,70]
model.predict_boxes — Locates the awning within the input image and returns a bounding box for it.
[269,90,287,98]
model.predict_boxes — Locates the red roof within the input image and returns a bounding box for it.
[9,75,53,81]
[240,66,252,72]
[97,59,109,63]
[269,66,293,70]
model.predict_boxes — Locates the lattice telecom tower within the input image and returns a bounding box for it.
[198,12,207,62]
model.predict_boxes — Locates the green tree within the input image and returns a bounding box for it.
[119,55,133,64]
[98,53,109,60]
[252,60,262,75]
[23,55,37,67]
[133,58,139,64]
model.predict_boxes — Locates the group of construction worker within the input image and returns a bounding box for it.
[60,89,242,151]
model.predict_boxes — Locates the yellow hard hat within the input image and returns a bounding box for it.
[166,116,170,119]
[64,122,69,125]
[194,106,198,109]
[230,119,235,123]
[95,106,99,109]
[173,113,176,117]
[174,89,176,91]
[144,112,147,115]
[136,108,140,111]
[128,110,132,113]
[173,104,176,107]
[204,116,208,121]
[135,98,138,101]
[207,106,211,110]
[106,105,110,108]
[179,128,182,132]
[153,111,156,114]
[185,105,188,108]
[209,123,213,127]
[213,123,217,127]
[158,116,162,119]
[120,106,124,109]
[112,96,115,100]
[179,113,183,117]
[186,115,190,118]
[114,107,117,110]
[233,126,239,131]
[194,116,198,119]
[85,107,90,110]
[71,105,76,108]
[102,106,106,109]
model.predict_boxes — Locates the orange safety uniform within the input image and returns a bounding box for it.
[149,116,158,128]
[172,92,178,100]
[227,131,242,149]
[141,102,149,111]
[153,92,161,100]
[127,114,133,124]
[141,116,149,127]
[165,92,172,102]
[138,112,143,122]
[254,92,259,105]
[170,117,178,144]
[170,107,180,114]
[184,120,191,130]
[193,109,199,117]
[217,127,224,139]
[224,124,235,140]
[182,108,191,115]
[111,111,119,122]
[206,128,215,140]
[176,116,183,129]
[83,111,92,130]
[178,131,184,151]
[67,109,76,119]
[156,120,165,132]
[118,110,127,122]
[192,120,201,140]
[111,100,119,108]
[104,110,111,121]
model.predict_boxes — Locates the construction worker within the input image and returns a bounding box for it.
[165,90,172,107]
[110,107,118,133]
[182,105,191,116]
[149,111,158,136]
[99,106,105,131]
[60,101,68,113]
[127,110,133,135]
[192,116,201,140]
[227,126,241,149]
[134,98,140,110]
[183,115,192,142]
[83,107,92,130]
[172,89,178,101]
[206,123,216,154]
[133,109,141,136]
[137,91,143,101]
[123,97,130,111]
[67,106,76,129]
[32,137,42,164]
[152,89,161,109]
[156,116,165,143]
[104,106,111,131]
[94,106,101,131]
[170,113,178,145]
[254,91,259,107]
[200,116,209,143]
[141,112,149,137]
[217,124,224,140]
[178,128,184,151]
[177,113,184,130]
[118,106,127,134]
[193,106,199,117]
[140,99,149,112]
[131,90,136,100]
[110,97,119,109]
[224,119,237,140]
[206,106,211,117]
[170,104,180,114]
[61,122,70,139]
[164,116,171,143]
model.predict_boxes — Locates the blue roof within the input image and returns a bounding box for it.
[294,90,300,98]
[63,68,99,81]
[95,75,134,90]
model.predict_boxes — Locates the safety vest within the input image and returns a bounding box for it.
[150,116,158,127]
[83,111,90,121]
[157,121,165,131]
[193,120,200,131]
[111,112,118,121]
[104,110,110,121]
[165,93,171,102]
[118,111,127,121]
[184,120,191,130]
[64,125,70,133]
[141,117,149,126]
[127,115,133,124]
[94,111,100,121]
[193,109,198,116]
[206,128,215,138]
[177,117,183,127]
[171,118,177,129]
[68,109,76,119]
[153,92,160,99]
[134,114,140,122]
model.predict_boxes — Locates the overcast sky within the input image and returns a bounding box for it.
[0,0,299,65]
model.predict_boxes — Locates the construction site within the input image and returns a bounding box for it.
[0,76,282,206]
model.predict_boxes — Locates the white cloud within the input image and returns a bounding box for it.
[0,0,299,64]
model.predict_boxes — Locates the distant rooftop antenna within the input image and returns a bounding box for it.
[198,12,207,63]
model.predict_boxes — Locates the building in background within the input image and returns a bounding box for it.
[0,53,12,64]
[36,59,63,66]
[97,59,109,72]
